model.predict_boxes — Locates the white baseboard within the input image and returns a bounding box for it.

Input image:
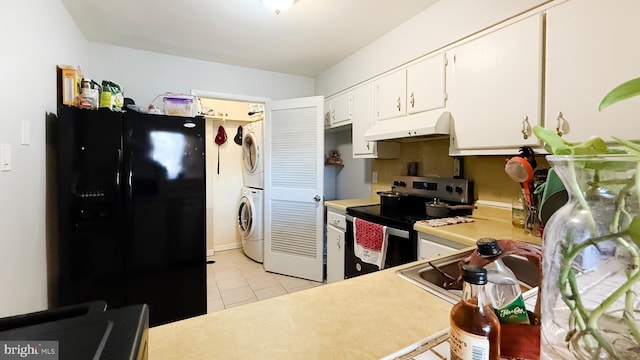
[214,243,243,252]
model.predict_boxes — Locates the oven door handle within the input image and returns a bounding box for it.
[346,215,410,239]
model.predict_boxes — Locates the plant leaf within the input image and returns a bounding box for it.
[599,78,640,111]
[533,126,574,155]
[533,126,612,155]
[613,136,640,154]
[627,216,640,245]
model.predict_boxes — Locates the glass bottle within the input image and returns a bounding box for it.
[450,264,501,360]
[476,238,530,324]
[511,192,525,228]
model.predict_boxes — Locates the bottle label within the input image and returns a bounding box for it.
[450,325,490,360]
[494,294,530,324]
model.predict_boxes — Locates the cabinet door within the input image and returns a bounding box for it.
[323,99,331,127]
[407,53,447,115]
[351,83,377,157]
[450,14,543,150]
[545,0,640,142]
[418,232,464,260]
[329,92,351,127]
[376,70,407,121]
[326,224,345,283]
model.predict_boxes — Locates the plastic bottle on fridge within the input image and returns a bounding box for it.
[450,264,500,360]
[476,238,530,324]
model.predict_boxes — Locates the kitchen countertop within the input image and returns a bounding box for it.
[148,254,458,359]
[415,216,541,247]
[415,203,542,247]
[324,197,379,212]
[148,201,541,359]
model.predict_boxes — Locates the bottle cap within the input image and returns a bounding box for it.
[476,237,502,257]
[461,264,487,285]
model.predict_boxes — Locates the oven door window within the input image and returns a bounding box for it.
[384,231,417,268]
[345,220,417,279]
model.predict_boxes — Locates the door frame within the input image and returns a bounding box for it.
[190,89,270,257]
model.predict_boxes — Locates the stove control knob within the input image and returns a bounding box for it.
[455,186,464,193]
[397,181,407,187]
[445,185,454,193]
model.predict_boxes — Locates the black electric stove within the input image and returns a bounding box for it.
[344,176,474,279]
[346,176,474,227]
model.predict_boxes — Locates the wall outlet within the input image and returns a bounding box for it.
[371,171,378,183]
[453,157,462,178]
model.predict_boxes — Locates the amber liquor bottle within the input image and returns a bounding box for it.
[450,265,501,360]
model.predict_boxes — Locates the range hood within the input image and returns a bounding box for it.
[363,111,451,142]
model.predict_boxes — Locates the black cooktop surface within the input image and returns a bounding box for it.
[346,196,472,230]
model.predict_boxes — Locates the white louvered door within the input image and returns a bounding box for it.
[264,96,324,281]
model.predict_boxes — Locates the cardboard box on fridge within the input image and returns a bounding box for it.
[56,65,83,107]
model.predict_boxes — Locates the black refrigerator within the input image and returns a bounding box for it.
[52,106,206,327]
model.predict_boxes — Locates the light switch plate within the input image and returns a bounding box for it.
[1,144,11,171]
[371,171,378,183]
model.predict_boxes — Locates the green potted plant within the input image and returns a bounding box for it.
[535,78,640,359]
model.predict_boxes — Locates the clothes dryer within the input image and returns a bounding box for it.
[241,120,264,189]
[237,186,264,263]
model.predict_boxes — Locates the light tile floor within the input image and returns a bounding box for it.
[206,248,324,313]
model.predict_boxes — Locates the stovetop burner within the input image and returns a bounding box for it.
[346,176,474,230]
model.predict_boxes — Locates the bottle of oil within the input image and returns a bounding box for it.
[476,238,530,324]
[450,264,500,360]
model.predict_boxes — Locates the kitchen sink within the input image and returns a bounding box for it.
[396,249,540,304]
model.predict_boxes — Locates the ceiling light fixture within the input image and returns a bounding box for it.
[262,0,296,15]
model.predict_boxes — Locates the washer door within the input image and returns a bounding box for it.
[237,195,254,238]
[242,132,259,173]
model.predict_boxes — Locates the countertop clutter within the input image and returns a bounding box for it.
[148,199,541,359]
[326,197,542,247]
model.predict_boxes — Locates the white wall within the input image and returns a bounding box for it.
[1,0,315,318]
[333,129,372,199]
[0,0,89,318]
[205,118,244,253]
[315,0,547,96]
[87,43,315,106]
[323,128,372,200]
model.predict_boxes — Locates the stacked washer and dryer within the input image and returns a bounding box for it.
[237,120,265,263]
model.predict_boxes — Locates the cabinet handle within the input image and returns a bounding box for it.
[366,142,370,150]
[337,235,341,249]
[410,92,415,108]
[556,112,566,137]
[521,116,531,140]
[331,110,336,122]
[397,97,401,111]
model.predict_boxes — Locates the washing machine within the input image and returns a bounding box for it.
[237,186,264,263]
[242,120,264,189]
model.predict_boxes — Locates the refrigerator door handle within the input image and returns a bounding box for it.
[115,149,122,189]
[127,151,133,203]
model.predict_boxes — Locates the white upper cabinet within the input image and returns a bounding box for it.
[449,14,543,151]
[324,92,351,128]
[407,53,447,115]
[375,53,448,122]
[351,84,376,157]
[351,83,400,159]
[545,0,640,142]
[375,70,407,121]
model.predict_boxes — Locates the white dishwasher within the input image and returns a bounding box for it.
[417,231,468,260]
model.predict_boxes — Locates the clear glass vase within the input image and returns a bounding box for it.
[542,155,640,359]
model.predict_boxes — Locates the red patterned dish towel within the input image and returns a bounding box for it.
[353,217,388,269]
